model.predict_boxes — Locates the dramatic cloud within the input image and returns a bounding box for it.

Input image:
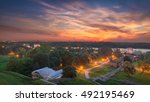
[0,0,149,42]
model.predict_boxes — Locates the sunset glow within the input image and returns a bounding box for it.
[0,0,149,42]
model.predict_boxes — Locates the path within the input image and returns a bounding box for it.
[94,67,123,81]
[85,61,109,79]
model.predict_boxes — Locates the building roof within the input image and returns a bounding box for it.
[32,67,63,80]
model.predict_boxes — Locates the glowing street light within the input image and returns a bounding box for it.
[112,54,117,60]
[16,54,20,58]
[94,61,98,65]
[77,66,85,74]
[59,63,63,67]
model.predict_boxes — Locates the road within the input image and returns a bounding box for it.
[84,61,109,79]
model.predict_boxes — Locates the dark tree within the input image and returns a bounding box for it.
[49,47,74,67]
[122,61,136,75]
[7,57,34,76]
[99,47,113,58]
[124,56,132,62]
[32,52,50,69]
[62,66,77,78]
[28,44,51,58]
[113,49,122,58]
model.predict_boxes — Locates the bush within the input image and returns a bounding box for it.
[122,61,136,75]
[124,56,132,62]
[99,47,113,58]
[32,52,49,69]
[138,58,150,73]
[7,57,34,76]
[62,66,77,78]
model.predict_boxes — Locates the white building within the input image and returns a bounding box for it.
[33,44,41,48]
[32,67,63,80]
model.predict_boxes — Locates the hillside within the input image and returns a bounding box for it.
[0,56,10,71]
[0,56,55,85]
[0,71,54,85]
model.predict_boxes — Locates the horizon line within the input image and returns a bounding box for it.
[0,41,150,43]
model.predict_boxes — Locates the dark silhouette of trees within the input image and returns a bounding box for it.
[124,56,132,62]
[17,48,26,58]
[99,47,113,58]
[32,52,50,69]
[28,44,51,58]
[49,47,73,68]
[7,57,34,76]
[138,58,150,73]
[122,61,136,75]
[113,49,122,58]
[62,66,77,78]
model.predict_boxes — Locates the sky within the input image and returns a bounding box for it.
[0,0,150,42]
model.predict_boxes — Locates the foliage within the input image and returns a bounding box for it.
[113,49,122,58]
[17,48,27,58]
[137,58,150,73]
[144,51,150,59]
[62,66,77,78]
[72,51,90,66]
[49,47,74,67]
[122,61,136,75]
[6,57,18,71]
[0,71,53,85]
[99,47,113,58]
[28,45,51,58]
[6,57,34,76]
[32,52,50,69]
[0,56,10,71]
[123,56,132,62]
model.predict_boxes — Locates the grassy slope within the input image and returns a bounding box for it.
[0,71,54,85]
[0,56,10,71]
[96,79,123,85]
[0,55,92,85]
[96,71,150,85]
[57,73,95,85]
[89,65,114,78]
[58,78,95,85]
[112,71,150,85]
[108,60,150,85]
[0,56,54,85]
[91,63,150,85]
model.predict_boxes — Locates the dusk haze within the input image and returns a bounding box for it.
[0,0,149,42]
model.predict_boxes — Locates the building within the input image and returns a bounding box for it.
[127,48,133,54]
[33,44,41,48]
[32,67,63,80]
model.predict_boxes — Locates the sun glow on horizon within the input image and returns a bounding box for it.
[0,0,149,42]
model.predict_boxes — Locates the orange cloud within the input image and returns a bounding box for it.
[0,0,149,42]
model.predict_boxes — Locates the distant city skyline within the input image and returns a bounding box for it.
[0,0,150,42]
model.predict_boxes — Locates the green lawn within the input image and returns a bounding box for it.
[0,56,10,71]
[96,79,124,85]
[91,62,150,85]
[112,58,122,62]
[57,73,96,85]
[110,71,150,85]
[0,71,54,85]
[95,70,150,85]
[89,65,114,78]
[57,78,95,85]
